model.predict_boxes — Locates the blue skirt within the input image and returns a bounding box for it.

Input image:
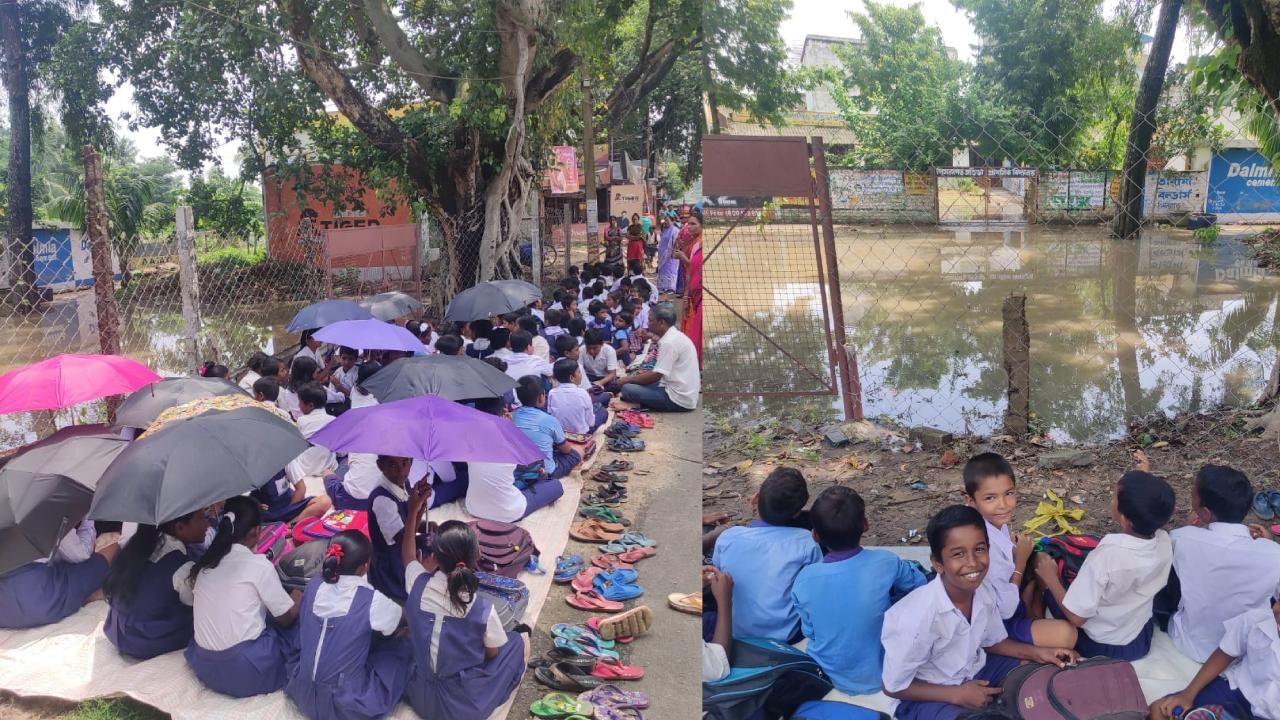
[185,624,300,698]
[0,556,108,629]
[286,636,412,720]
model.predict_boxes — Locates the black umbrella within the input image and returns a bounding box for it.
[0,424,129,574]
[444,280,543,322]
[361,291,423,322]
[286,299,374,333]
[360,354,517,403]
[89,406,309,525]
[116,377,250,429]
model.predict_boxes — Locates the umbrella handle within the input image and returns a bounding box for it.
[47,516,69,562]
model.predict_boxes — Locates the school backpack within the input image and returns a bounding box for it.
[468,519,539,579]
[702,637,832,720]
[475,570,530,631]
[276,539,330,592]
[1033,535,1101,589]
[792,701,889,720]
[255,521,294,565]
[998,657,1147,720]
[290,510,370,545]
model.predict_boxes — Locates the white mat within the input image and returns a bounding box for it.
[0,462,594,719]
[819,547,1201,712]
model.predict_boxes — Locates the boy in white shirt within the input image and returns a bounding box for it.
[329,346,359,399]
[882,505,1078,720]
[546,359,605,434]
[1034,470,1175,660]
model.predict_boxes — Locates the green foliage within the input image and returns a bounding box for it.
[704,0,804,127]
[1194,224,1221,243]
[198,246,265,268]
[186,168,264,245]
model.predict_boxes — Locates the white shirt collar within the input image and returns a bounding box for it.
[1207,522,1253,538]
[378,474,409,501]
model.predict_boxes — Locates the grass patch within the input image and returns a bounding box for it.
[65,699,167,720]
[197,246,266,268]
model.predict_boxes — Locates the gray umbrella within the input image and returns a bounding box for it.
[361,291,423,322]
[0,424,129,574]
[89,406,309,525]
[287,299,374,333]
[360,354,517,402]
[115,377,250,429]
[444,280,544,322]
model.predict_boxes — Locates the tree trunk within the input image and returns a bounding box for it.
[0,0,40,307]
[1112,0,1183,239]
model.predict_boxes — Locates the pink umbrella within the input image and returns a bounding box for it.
[0,354,163,414]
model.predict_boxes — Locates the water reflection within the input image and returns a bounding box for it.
[705,226,1279,444]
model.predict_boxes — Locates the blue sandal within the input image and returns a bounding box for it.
[594,569,644,601]
[1254,492,1276,521]
[555,555,586,583]
[607,436,645,452]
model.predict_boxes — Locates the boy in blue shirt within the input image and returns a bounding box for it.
[792,486,927,694]
[712,467,822,642]
[510,375,581,480]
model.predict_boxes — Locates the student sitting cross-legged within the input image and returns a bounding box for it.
[882,505,1079,720]
[511,375,581,480]
[791,486,927,694]
[0,519,118,630]
[547,358,607,434]
[1035,470,1174,661]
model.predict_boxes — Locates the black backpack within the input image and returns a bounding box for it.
[703,637,832,720]
[276,539,330,592]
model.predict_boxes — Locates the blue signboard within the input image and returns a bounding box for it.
[33,229,74,289]
[1206,149,1280,218]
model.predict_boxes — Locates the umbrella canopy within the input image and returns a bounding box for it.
[286,299,374,333]
[310,395,542,464]
[90,406,309,525]
[116,377,250,429]
[0,354,162,414]
[444,280,543,322]
[360,291,423,322]
[360,354,517,403]
[313,319,426,353]
[0,425,129,574]
[145,394,292,436]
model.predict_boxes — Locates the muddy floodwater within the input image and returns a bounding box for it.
[705,225,1279,445]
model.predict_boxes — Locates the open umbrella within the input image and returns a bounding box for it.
[0,425,129,574]
[116,377,250,429]
[360,354,517,403]
[310,395,542,464]
[90,406,309,525]
[145,394,292,436]
[313,319,426,353]
[444,279,543,322]
[0,354,162,414]
[361,291,423,322]
[286,299,374,333]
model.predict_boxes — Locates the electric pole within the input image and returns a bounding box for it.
[583,77,599,263]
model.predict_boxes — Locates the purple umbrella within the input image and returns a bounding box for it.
[308,395,543,464]
[313,319,426,353]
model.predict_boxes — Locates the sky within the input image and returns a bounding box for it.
[104,79,242,179]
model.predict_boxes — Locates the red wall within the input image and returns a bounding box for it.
[264,165,414,263]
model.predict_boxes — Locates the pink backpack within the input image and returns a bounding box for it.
[998,657,1146,720]
[254,521,294,565]
[291,510,370,544]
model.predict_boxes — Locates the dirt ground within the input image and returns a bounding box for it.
[704,404,1280,546]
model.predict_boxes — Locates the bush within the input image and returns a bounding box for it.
[199,246,266,268]
[1193,225,1220,244]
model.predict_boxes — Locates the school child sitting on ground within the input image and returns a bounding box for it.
[511,376,582,480]
[703,566,734,682]
[103,511,208,659]
[253,376,280,407]
[239,351,270,392]
[434,334,463,356]
[185,497,301,698]
[712,467,822,642]
[464,398,563,523]
[329,346,359,399]
[605,291,625,318]
[200,361,230,378]
[255,385,332,525]
[1161,461,1280,663]
[792,486,927,694]
[401,484,529,720]
[582,328,621,392]
[883,505,1080,720]
[281,356,344,420]
[612,311,634,365]
[1034,469,1175,661]
[464,319,496,360]
[629,291,651,329]
[501,331,552,382]
[284,530,410,720]
[547,358,607,434]
[367,455,419,604]
[1151,601,1280,720]
[324,363,384,512]
[517,315,551,362]
[0,519,119,629]
[962,453,1078,649]
[555,335,611,407]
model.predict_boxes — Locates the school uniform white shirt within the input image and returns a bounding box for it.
[1062,530,1172,645]
[405,561,509,671]
[464,461,525,523]
[293,345,325,368]
[633,302,650,329]
[1169,522,1280,662]
[983,520,1022,620]
[278,388,301,419]
[531,335,552,363]
[881,576,1008,714]
[192,543,295,651]
[654,325,700,409]
[330,365,357,395]
[504,352,553,380]
[581,344,618,378]
[239,370,261,392]
[286,408,337,482]
[370,476,410,546]
[492,347,516,363]
[1218,607,1280,719]
[547,384,594,434]
[312,575,401,636]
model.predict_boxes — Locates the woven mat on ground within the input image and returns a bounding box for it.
[0,425,606,720]
[818,546,1201,713]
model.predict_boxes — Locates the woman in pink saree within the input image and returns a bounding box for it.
[675,213,703,368]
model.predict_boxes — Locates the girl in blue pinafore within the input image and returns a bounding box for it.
[184,497,302,698]
[285,531,411,720]
[102,510,208,659]
[0,519,118,629]
[367,455,419,603]
[400,483,530,720]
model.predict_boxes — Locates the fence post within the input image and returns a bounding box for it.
[175,206,202,373]
[562,200,572,276]
[811,137,861,421]
[82,145,122,421]
[530,191,542,288]
[1002,293,1030,436]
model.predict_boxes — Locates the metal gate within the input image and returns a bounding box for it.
[935,167,1037,225]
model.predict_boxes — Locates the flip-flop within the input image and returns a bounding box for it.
[535,648,598,669]
[554,636,620,660]
[572,567,603,593]
[579,505,629,525]
[607,437,646,452]
[594,574,643,601]
[1254,492,1276,520]
[592,657,645,680]
[555,555,587,583]
[600,460,634,472]
[583,493,625,507]
[552,623,615,649]
[617,546,657,563]
[591,553,635,571]
[593,469,628,484]
[567,591,626,612]
[593,605,654,640]
[1269,490,1280,516]
[530,692,595,718]
[570,520,624,543]
[587,614,633,643]
[617,410,654,428]
[667,592,703,615]
[619,531,656,547]
[583,684,652,709]
[535,662,607,692]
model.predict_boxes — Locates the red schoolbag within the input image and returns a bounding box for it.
[468,519,539,578]
[998,657,1146,720]
[1034,534,1101,589]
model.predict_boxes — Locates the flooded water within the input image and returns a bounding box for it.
[705,225,1280,445]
